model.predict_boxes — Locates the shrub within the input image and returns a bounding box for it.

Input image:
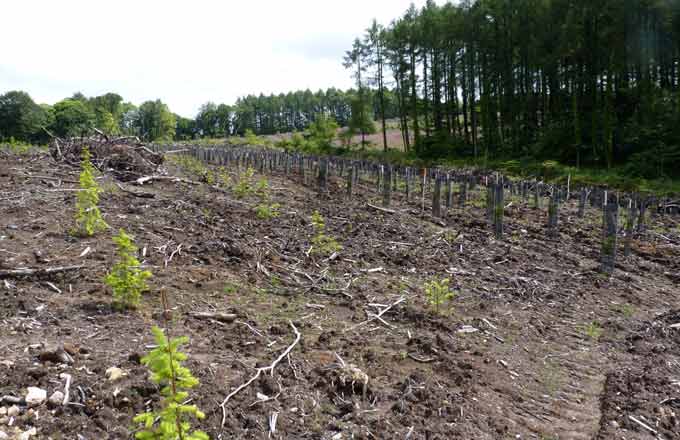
[104,229,152,310]
[424,278,455,313]
[310,211,342,255]
[74,147,108,236]
[134,327,208,440]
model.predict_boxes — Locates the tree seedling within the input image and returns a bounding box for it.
[134,326,209,440]
[424,278,455,314]
[310,210,342,255]
[74,147,108,236]
[104,229,152,310]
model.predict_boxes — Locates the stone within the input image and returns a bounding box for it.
[38,345,73,364]
[0,431,7,439]
[19,427,37,440]
[0,408,5,416]
[24,387,46,407]
[105,367,126,382]
[48,391,64,406]
[7,406,20,417]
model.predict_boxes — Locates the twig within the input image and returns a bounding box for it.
[628,415,662,438]
[220,321,301,426]
[344,296,406,333]
[0,265,85,279]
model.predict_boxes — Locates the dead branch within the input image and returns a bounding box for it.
[60,373,72,405]
[189,311,237,323]
[115,183,155,199]
[135,175,200,186]
[0,265,85,279]
[367,203,397,214]
[220,321,301,426]
[344,296,406,333]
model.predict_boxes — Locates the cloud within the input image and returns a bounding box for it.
[0,0,443,117]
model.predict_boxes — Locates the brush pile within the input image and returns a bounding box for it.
[49,133,164,181]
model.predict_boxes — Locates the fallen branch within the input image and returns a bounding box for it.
[628,415,661,437]
[135,175,200,186]
[0,265,85,279]
[220,321,301,426]
[189,311,237,323]
[115,183,155,199]
[367,203,397,215]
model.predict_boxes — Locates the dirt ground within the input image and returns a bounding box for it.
[0,148,679,440]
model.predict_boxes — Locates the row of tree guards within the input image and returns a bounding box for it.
[153,145,679,275]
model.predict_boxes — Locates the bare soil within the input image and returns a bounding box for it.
[0,149,679,439]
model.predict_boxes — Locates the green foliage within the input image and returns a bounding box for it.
[216,167,231,187]
[348,95,376,148]
[579,322,603,341]
[74,147,108,236]
[169,155,208,180]
[244,129,267,146]
[613,303,635,318]
[310,211,342,255]
[424,278,455,314]
[255,202,280,219]
[234,167,256,198]
[136,100,176,141]
[1,138,35,154]
[134,327,208,440]
[307,115,339,151]
[52,99,95,138]
[104,229,152,310]
[0,91,50,143]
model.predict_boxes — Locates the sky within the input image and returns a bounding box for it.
[1,0,444,118]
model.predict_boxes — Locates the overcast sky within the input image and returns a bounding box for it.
[1,0,444,118]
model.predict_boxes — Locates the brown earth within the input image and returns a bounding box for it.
[0,148,679,439]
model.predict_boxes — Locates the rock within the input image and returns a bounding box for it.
[38,345,73,364]
[7,405,20,417]
[0,431,7,439]
[48,391,64,406]
[24,388,46,407]
[105,367,127,382]
[62,343,78,356]
[19,427,36,440]
[0,408,5,416]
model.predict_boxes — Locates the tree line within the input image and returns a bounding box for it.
[0,91,178,143]
[0,87,397,144]
[346,0,680,178]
